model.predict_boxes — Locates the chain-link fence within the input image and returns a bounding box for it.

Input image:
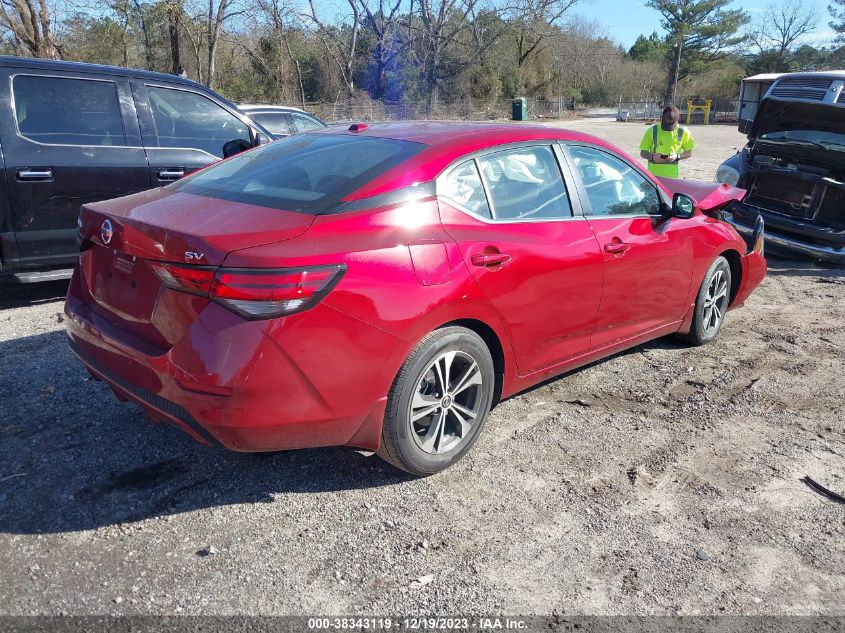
[616,98,740,124]
[301,96,578,123]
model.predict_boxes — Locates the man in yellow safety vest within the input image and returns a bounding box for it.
[639,105,694,178]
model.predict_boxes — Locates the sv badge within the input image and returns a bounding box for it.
[185,251,205,262]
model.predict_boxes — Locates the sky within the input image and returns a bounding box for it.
[574,0,838,50]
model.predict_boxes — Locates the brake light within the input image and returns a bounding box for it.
[147,261,216,296]
[148,262,346,319]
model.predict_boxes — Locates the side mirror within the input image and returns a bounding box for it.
[222,138,251,158]
[672,193,696,219]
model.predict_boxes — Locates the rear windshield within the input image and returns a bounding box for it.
[167,134,424,213]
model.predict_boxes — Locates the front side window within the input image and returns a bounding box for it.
[13,75,125,146]
[168,134,424,214]
[147,86,250,157]
[290,112,324,132]
[250,112,291,136]
[569,145,661,216]
[440,160,491,218]
[477,146,572,220]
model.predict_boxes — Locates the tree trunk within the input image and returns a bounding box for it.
[207,38,217,89]
[283,34,306,109]
[132,0,155,70]
[664,38,683,106]
[169,12,181,74]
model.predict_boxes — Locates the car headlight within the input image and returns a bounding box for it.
[715,164,741,186]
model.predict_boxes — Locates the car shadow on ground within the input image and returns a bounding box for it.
[0,279,69,309]
[0,328,414,536]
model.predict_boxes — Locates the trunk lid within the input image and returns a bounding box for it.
[656,178,746,213]
[80,187,315,265]
[76,188,315,351]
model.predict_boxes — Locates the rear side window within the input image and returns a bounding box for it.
[168,134,425,214]
[291,112,324,132]
[440,160,491,219]
[13,75,126,146]
[249,112,291,136]
[147,86,250,157]
[478,146,572,220]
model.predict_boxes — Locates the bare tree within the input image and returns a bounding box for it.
[131,0,155,69]
[180,0,243,86]
[0,0,63,57]
[358,0,405,98]
[162,0,184,73]
[748,0,818,68]
[508,0,579,68]
[302,0,360,96]
[204,0,242,88]
[241,0,307,105]
[416,0,481,108]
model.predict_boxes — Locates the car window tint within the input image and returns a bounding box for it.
[440,160,491,219]
[13,75,126,146]
[478,146,571,221]
[168,134,424,214]
[290,112,324,132]
[250,112,291,136]
[569,146,660,216]
[147,86,250,157]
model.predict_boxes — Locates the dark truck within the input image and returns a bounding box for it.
[0,56,271,282]
[716,71,845,264]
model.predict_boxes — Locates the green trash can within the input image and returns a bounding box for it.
[512,97,527,121]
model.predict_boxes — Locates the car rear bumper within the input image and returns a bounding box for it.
[723,208,845,264]
[64,265,401,452]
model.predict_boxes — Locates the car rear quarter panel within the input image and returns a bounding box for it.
[221,197,519,428]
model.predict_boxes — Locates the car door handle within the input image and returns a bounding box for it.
[157,168,185,181]
[16,168,53,181]
[471,252,512,267]
[604,242,631,254]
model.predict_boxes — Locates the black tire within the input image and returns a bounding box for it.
[377,326,495,476]
[679,256,732,346]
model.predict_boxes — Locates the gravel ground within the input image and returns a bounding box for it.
[0,120,843,617]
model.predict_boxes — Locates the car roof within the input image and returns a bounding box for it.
[318,120,603,146]
[772,70,845,80]
[238,104,307,113]
[0,55,276,136]
[318,121,623,201]
[0,55,209,89]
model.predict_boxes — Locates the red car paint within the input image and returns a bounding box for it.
[65,122,766,452]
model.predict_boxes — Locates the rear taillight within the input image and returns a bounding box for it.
[148,262,345,320]
[147,261,216,296]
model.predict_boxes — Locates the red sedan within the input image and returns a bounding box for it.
[65,122,766,475]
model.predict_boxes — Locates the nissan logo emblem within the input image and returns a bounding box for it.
[101,219,113,245]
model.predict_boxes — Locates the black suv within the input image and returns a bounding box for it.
[716,71,845,264]
[0,56,271,282]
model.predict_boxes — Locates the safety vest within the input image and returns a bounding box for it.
[652,125,685,153]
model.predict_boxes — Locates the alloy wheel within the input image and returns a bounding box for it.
[702,269,729,335]
[408,350,485,455]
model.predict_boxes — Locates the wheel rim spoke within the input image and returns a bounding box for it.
[452,362,482,396]
[411,403,439,422]
[449,406,472,438]
[419,409,446,453]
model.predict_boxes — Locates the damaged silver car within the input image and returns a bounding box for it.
[716,72,845,264]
